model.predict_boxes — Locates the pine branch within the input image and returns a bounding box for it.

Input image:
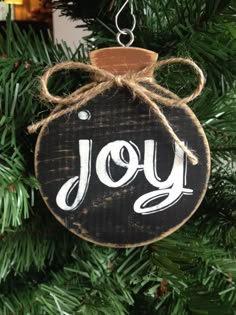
[0,205,76,283]
[52,0,111,19]
[0,149,37,232]
[195,168,236,248]
[1,228,236,314]
[0,22,89,233]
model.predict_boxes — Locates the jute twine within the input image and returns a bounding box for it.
[27,58,205,165]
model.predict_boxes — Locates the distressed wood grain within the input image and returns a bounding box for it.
[90,47,158,76]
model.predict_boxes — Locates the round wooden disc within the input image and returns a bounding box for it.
[35,88,210,248]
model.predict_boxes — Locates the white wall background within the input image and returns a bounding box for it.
[0,3,13,20]
[53,10,89,47]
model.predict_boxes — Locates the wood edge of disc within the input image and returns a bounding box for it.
[90,46,158,59]
[90,47,158,76]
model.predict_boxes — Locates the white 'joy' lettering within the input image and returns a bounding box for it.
[56,140,193,215]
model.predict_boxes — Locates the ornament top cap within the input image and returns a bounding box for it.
[90,47,158,76]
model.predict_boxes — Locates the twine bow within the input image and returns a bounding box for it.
[28,58,205,165]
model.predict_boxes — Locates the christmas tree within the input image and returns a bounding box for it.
[1,1,236,314]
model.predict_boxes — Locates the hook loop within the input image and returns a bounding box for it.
[116,28,135,47]
[115,0,136,46]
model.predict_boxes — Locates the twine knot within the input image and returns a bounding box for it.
[28,58,205,165]
[113,75,125,87]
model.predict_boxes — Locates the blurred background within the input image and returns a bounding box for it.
[0,0,88,46]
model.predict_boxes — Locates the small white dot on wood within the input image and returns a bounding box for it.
[78,110,91,120]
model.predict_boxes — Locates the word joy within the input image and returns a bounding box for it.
[56,140,193,215]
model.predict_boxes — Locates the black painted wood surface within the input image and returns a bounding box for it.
[35,87,210,247]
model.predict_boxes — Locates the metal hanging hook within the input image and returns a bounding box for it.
[115,0,136,47]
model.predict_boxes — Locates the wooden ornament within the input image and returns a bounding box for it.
[35,47,210,248]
